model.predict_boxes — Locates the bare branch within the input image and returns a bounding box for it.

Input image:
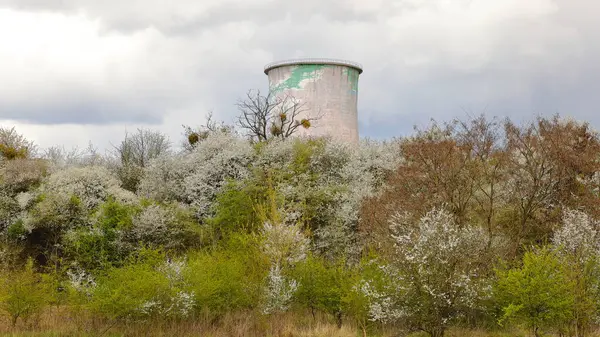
[234,89,321,142]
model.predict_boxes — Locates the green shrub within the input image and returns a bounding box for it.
[290,254,354,327]
[7,219,27,241]
[494,246,575,336]
[0,258,53,327]
[88,248,193,321]
[62,197,202,272]
[207,179,267,236]
[341,252,388,333]
[183,234,268,317]
[63,198,139,271]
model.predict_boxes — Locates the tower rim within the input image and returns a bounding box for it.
[264,58,363,75]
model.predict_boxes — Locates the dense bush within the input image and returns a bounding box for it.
[2,115,600,337]
[0,258,54,326]
[0,158,48,193]
[87,248,194,320]
[360,207,491,337]
[494,246,574,336]
[290,254,354,327]
[183,234,269,317]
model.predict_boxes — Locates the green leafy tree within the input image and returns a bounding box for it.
[88,248,194,321]
[0,258,53,327]
[291,254,354,327]
[207,178,268,239]
[495,246,574,337]
[183,234,268,318]
[63,198,139,271]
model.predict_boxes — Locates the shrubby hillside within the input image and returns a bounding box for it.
[1,114,600,337]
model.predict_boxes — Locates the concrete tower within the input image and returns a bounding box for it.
[264,58,363,144]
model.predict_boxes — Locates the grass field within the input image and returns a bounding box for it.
[0,307,547,337]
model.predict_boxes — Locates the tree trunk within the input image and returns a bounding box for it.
[430,327,445,337]
[335,310,343,328]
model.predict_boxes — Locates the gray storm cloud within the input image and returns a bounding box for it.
[0,0,598,141]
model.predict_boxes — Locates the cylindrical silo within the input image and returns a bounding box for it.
[264,58,363,144]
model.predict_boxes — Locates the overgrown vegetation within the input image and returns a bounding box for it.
[1,113,600,337]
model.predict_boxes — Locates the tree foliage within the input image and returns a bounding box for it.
[0,127,36,160]
[2,114,600,335]
[361,207,490,337]
[495,246,574,337]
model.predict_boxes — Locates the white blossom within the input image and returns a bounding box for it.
[136,153,191,203]
[553,208,600,257]
[358,279,406,324]
[138,290,196,318]
[552,208,600,269]
[261,221,309,266]
[67,266,97,297]
[130,205,175,245]
[15,192,34,210]
[43,166,137,211]
[361,207,489,329]
[158,257,187,284]
[255,137,400,260]
[261,263,298,315]
[139,131,254,219]
[137,258,195,319]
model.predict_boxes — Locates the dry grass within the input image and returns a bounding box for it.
[3,307,595,337]
[0,307,372,337]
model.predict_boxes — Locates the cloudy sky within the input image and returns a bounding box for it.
[0,0,597,152]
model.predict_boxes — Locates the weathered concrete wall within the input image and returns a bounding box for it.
[265,62,360,144]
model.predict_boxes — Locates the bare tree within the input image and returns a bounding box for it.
[503,115,600,256]
[112,128,171,191]
[182,111,235,151]
[115,128,171,168]
[43,142,107,168]
[235,89,320,142]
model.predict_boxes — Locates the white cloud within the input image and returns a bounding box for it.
[0,0,598,149]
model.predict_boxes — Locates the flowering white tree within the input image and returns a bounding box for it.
[0,192,20,234]
[553,209,600,259]
[261,263,298,315]
[261,221,309,266]
[138,131,254,219]
[312,138,401,260]
[0,158,48,194]
[130,205,175,246]
[42,166,137,211]
[361,207,489,337]
[251,137,401,261]
[259,221,308,314]
[67,266,97,299]
[139,258,195,319]
[552,209,600,334]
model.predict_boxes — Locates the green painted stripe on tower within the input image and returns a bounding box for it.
[270,64,330,94]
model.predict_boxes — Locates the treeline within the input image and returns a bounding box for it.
[0,114,600,337]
